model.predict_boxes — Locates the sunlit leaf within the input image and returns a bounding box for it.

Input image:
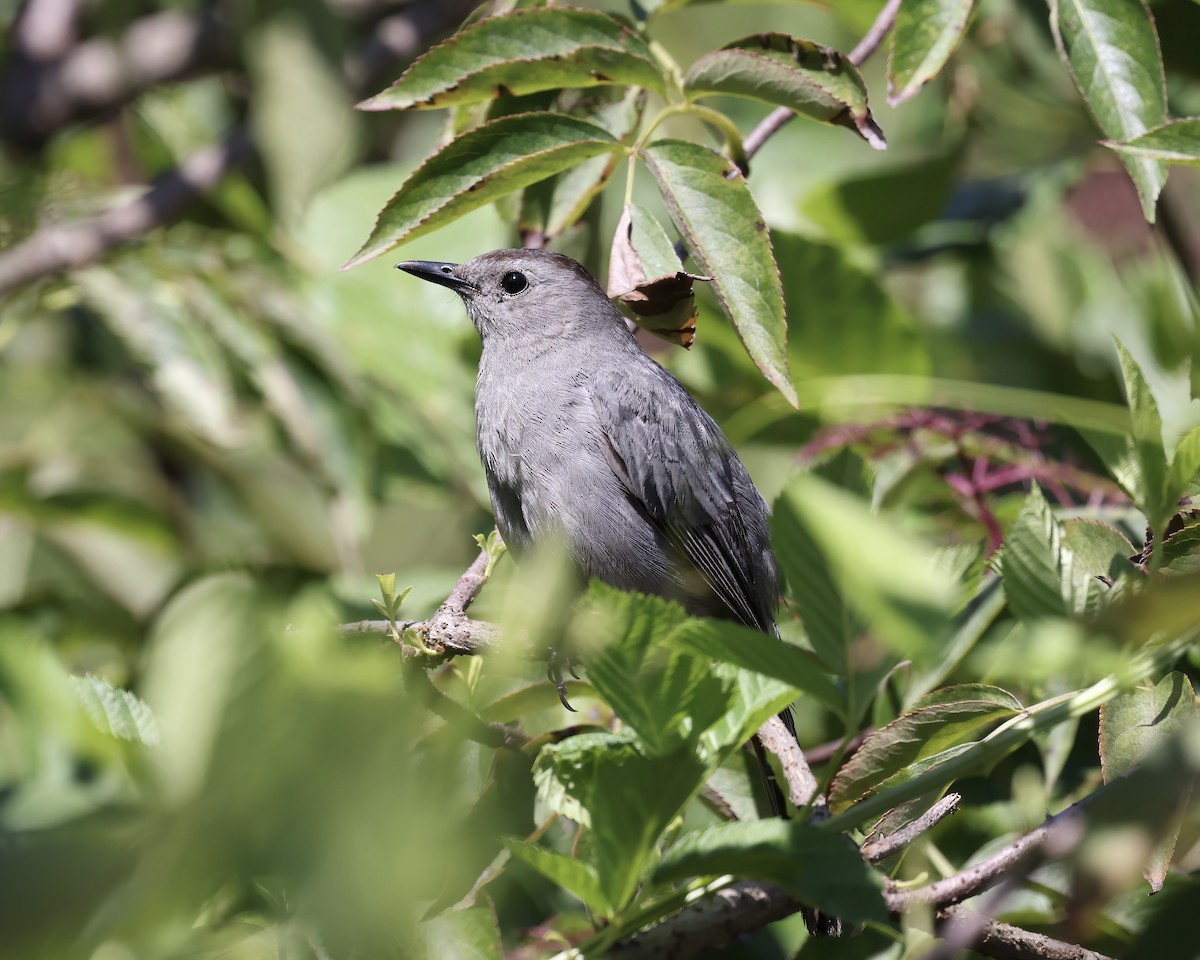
[504,839,607,913]
[670,618,839,711]
[344,114,622,268]
[888,0,975,105]
[640,140,795,404]
[685,34,885,148]
[358,8,664,111]
[829,686,1021,811]
[1050,0,1169,220]
[1105,117,1200,166]
[71,676,161,748]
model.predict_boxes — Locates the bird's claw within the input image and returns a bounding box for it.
[547,649,578,712]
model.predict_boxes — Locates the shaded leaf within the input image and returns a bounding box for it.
[829,687,1020,811]
[1050,0,1169,220]
[640,140,795,404]
[1105,117,1200,166]
[344,114,622,268]
[503,839,607,913]
[685,34,885,148]
[520,88,646,238]
[359,8,663,111]
[888,0,975,105]
[533,731,708,911]
[654,819,887,922]
[1100,672,1198,891]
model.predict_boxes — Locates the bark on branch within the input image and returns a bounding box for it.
[0,127,252,299]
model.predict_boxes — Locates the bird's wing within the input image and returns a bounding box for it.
[590,363,777,632]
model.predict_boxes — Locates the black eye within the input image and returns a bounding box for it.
[500,271,527,294]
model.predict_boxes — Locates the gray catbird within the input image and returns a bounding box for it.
[399,249,839,936]
[398,248,779,633]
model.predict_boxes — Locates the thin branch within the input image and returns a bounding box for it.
[742,0,900,162]
[936,906,1115,960]
[754,714,822,813]
[862,793,961,862]
[886,796,1089,911]
[0,10,229,148]
[609,881,798,959]
[0,127,252,299]
[848,0,903,67]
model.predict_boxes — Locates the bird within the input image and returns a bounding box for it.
[398,249,839,936]
[397,249,780,640]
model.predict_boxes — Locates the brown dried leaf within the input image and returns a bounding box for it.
[613,271,709,348]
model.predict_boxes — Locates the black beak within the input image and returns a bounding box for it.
[395,260,474,292]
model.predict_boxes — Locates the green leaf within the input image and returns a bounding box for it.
[1105,117,1200,166]
[1050,0,1169,220]
[639,140,795,405]
[71,676,161,748]
[574,585,730,757]
[1162,516,1200,575]
[1099,672,1198,891]
[503,838,608,913]
[1000,485,1069,621]
[653,820,887,922]
[533,732,708,911]
[247,15,357,225]
[669,618,840,711]
[1001,488,1135,622]
[1082,340,1179,534]
[772,473,954,659]
[774,232,929,377]
[888,0,975,105]
[344,114,622,268]
[417,907,502,960]
[685,34,885,148]
[358,8,664,111]
[829,687,1021,811]
[520,88,646,239]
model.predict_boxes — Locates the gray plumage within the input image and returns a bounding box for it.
[397,248,780,634]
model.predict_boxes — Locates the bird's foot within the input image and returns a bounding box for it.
[547,649,581,712]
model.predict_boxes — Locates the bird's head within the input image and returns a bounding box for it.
[396,248,623,344]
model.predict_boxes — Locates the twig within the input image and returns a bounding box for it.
[609,881,798,959]
[0,10,229,148]
[0,127,252,298]
[848,0,903,67]
[804,727,873,766]
[754,714,822,813]
[613,789,1099,958]
[886,795,1089,911]
[862,793,961,862]
[742,0,900,162]
[935,906,1114,960]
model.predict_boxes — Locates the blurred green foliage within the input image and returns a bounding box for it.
[1,1,1199,958]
